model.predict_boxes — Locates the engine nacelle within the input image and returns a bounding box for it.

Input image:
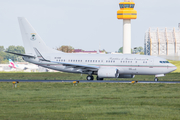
[118,74,135,78]
[98,68,119,78]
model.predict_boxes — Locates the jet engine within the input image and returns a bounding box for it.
[97,68,119,78]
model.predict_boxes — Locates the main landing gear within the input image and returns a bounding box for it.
[154,77,158,82]
[86,75,104,81]
[96,76,104,80]
[86,75,94,81]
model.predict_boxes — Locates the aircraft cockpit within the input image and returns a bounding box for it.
[159,61,169,63]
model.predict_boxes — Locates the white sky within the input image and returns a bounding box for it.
[1,0,180,52]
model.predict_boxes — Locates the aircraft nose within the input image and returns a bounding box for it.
[173,66,177,71]
[170,64,177,71]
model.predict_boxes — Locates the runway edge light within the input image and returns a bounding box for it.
[12,81,19,88]
[117,0,137,54]
[73,81,80,86]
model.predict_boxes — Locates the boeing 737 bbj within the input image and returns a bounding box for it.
[6,18,177,81]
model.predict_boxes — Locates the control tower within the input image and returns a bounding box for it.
[117,0,137,54]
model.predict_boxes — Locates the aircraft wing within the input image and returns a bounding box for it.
[51,61,99,72]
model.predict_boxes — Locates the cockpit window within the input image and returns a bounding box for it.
[160,61,169,63]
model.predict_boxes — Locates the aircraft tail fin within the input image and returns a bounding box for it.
[18,17,60,56]
[9,59,18,68]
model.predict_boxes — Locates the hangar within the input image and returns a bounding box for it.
[144,24,180,56]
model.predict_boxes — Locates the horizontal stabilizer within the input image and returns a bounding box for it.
[5,51,36,58]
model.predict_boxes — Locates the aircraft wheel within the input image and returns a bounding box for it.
[87,75,94,81]
[154,77,158,82]
[96,76,104,80]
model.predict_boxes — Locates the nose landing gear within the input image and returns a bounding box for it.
[154,77,158,82]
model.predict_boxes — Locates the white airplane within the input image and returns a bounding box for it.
[6,17,177,81]
[8,59,38,71]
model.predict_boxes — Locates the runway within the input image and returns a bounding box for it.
[0,80,180,84]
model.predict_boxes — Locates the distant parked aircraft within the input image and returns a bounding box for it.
[9,59,38,71]
[6,17,177,81]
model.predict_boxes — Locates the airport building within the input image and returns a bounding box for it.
[144,24,180,56]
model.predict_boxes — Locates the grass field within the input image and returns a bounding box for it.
[0,72,180,81]
[169,60,180,73]
[0,82,180,120]
[0,61,179,119]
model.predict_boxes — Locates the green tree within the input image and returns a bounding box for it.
[5,46,25,62]
[0,56,3,63]
[56,46,74,53]
[137,47,143,53]
[100,49,107,54]
[118,47,123,53]
[133,47,144,54]
[118,47,133,53]
[0,46,4,52]
[0,46,6,63]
